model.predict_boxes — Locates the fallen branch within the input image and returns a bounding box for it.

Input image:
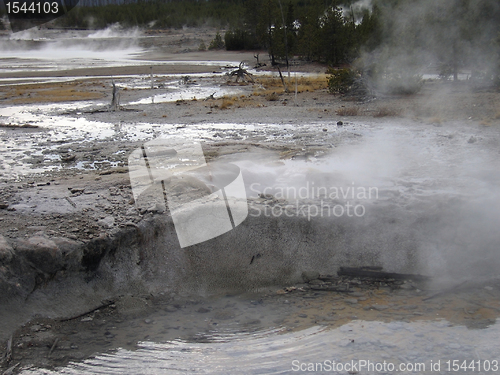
[422,281,468,301]
[468,301,500,313]
[48,338,59,357]
[2,362,19,375]
[204,92,216,101]
[65,197,77,208]
[0,123,38,129]
[58,300,114,322]
[337,267,430,282]
[318,275,340,282]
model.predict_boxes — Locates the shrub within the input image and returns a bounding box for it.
[265,92,280,101]
[327,68,358,95]
[336,107,359,116]
[208,32,225,50]
[373,106,401,117]
[220,97,234,109]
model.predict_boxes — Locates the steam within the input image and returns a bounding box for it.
[87,24,142,39]
[230,123,500,282]
[8,29,46,41]
[0,26,143,64]
[359,0,500,91]
[341,0,373,20]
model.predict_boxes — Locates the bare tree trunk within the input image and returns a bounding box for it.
[110,81,120,111]
[277,0,289,79]
[277,65,288,92]
[150,66,154,89]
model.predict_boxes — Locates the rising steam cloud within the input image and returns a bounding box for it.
[358,0,500,92]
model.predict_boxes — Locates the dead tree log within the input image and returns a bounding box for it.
[229,62,254,83]
[337,267,430,282]
[254,53,266,68]
[58,300,115,322]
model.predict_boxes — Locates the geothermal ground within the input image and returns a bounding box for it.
[1,27,500,374]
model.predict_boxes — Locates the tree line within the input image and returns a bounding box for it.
[52,0,247,29]
[1,0,499,85]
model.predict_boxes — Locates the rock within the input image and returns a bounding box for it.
[0,202,8,209]
[116,295,149,317]
[52,237,83,269]
[99,167,128,175]
[98,216,115,228]
[337,121,343,126]
[32,331,56,346]
[147,203,165,213]
[302,271,320,283]
[30,324,42,332]
[15,236,62,274]
[372,304,389,311]
[61,154,76,163]
[350,292,365,297]
[197,307,210,313]
[344,298,358,304]
[0,234,14,263]
[468,136,477,144]
[399,283,414,290]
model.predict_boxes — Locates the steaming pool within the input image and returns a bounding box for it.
[1,28,500,375]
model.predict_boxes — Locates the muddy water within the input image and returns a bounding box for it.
[6,279,500,375]
[19,322,500,375]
